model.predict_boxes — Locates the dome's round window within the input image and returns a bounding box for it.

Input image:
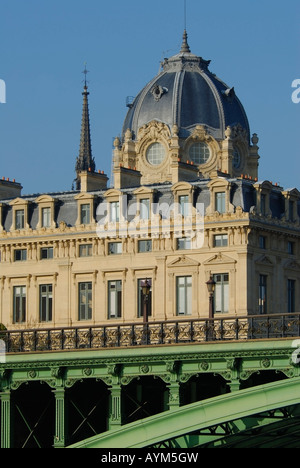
[146,142,166,166]
[233,148,241,169]
[189,142,210,165]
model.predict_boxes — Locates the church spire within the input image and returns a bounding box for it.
[180,29,191,54]
[75,64,95,190]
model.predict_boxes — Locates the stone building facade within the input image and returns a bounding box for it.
[0,32,299,329]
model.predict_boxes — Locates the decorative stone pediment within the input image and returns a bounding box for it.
[74,192,96,201]
[35,194,56,204]
[9,197,29,207]
[204,252,236,266]
[167,255,200,268]
[104,189,122,201]
[283,259,300,271]
[255,255,274,266]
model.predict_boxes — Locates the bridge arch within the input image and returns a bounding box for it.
[68,377,300,449]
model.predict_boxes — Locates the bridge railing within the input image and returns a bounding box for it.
[2,313,300,353]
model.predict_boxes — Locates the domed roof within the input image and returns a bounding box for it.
[122,31,250,142]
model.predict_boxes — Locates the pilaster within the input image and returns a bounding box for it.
[53,387,67,448]
[109,384,122,429]
[0,390,11,448]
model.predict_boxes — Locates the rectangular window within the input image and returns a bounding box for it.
[41,247,53,259]
[288,241,295,255]
[260,194,266,216]
[79,244,92,257]
[15,209,25,230]
[108,242,122,255]
[288,279,296,313]
[110,201,120,223]
[259,235,266,249]
[14,249,27,262]
[108,280,122,319]
[140,199,150,220]
[40,284,53,322]
[213,273,229,314]
[214,234,228,247]
[42,207,51,228]
[13,286,26,323]
[176,276,192,316]
[137,279,152,318]
[80,204,91,224]
[179,195,190,216]
[78,282,92,320]
[259,274,267,314]
[177,237,191,250]
[138,239,152,253]
[215,192,226,214]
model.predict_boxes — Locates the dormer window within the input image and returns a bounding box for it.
[15,209,25,230]
[215,192,226,214]
[35,195,56,229]
[9,198,31,231]
[74,193,96,227]
[80,204,90,225]
[110,201,120,223]
[42,207,51,228]
[140,198,150,220]
[179,195,190,216]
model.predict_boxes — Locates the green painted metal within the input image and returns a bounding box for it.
[1,338,300,447]
[68,377,300,448]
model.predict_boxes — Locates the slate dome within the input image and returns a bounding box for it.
[122,31,250,142]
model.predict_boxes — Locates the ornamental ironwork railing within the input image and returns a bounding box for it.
[1,313,300,354]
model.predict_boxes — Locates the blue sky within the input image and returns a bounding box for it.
[0,0,299,195]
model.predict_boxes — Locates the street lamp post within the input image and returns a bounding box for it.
[141,279,151,344]
[206,275,216,320]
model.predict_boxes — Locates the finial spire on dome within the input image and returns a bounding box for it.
[74,64,96,190]
[180,29,191,54]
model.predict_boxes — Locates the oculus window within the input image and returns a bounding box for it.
[146,143,165,166]
[189,142,210,165]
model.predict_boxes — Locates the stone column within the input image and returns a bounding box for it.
[53,388,67,448]
[0,390,11,448]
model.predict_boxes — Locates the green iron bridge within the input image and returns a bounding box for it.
[1,313,300,449]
